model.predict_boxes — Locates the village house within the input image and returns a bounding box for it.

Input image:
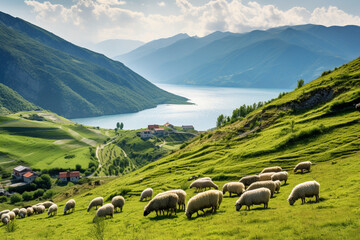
[154,128,165,136]
[148,124,159,130]
[140,129,153,139]
[164,122,174,128]
[23,171,36,183]
[182,125,195,130]
[59,171,80,183]
[13,165,32,180]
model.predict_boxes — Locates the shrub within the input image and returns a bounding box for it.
[10,193,23,203]
[34,188,45,198]
[22,191,34,201]
[5,221,17,232]
[43,190,54,199]
[0,196,7,203]
[297,79,304,89]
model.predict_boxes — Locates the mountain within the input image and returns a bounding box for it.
[118,24,360,88]
[89,39,144,58]
[0,12,187,118]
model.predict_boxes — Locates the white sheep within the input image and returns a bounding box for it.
[48,204,58,216]
[185,190,223,219]
[112,196,125,212]
[288,181,320,205]
[1,213,10,225]
[64,199,76,215]
[19,208,27,218]
[8,211,15,221]
[271,171,288,184]
[190,179,218,192]
[37,205,45,214]
[222,182,245,197]
[260,166,282,174]
[144,193,178,217]
[156,189,187,210]
[12,208,19,217]
[42,201,54,209]
[140,188,153,202]
[259,172,276,181]
[294,161,312,173]
[235,187,271,211]
[93,203,114,222]
[273,180,281,193]
[87,197,104,212]
[239,175,260,187]
[247,181,276,197]
[26,207,34,217]
[0,210,10,218]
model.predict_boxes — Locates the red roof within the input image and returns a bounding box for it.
[154,128,164,131]
[148,124,159,129]
[59,171,80,178]
[23,172,34,178]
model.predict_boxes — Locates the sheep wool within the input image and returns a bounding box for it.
[42,201,54,209]
[259,172,276,181]
[26,207,34,217]
[294,161,312,173]
[190,179,218,192]
[247,181,276,197]
[235,187,271,211]
[144,193,178,217]
[1,213,10,225]
[64,199,76,215]
[0,210,10,218]
[239,175,260,187]
[19,208,27,218]
[271,171,289,184]
[48,204,58,216]
[93,203,114,222]
[288,181,320,205]
[37,205,45,214]
[222,182,245,196]
[156,189,187,210]
[260,166,282,174]
[12,208,19,217]
[87,197,104,212]
[273,180,281,193]
[112,196,125,212]
[8,211,15,220]
[185,190,223,219]
[140,188,153,202]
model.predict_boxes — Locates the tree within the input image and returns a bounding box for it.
[216,114,225,128]
[116,122,120,129]
[297,79,304,89]
[76,164,82,171]
[120,122,124,130]
[10,193,22,203]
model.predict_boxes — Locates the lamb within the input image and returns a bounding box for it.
[222,182,245,197]
[185,190,223,219]
[93,203,114,222]
[235,187,271,211]
[12,208,19,217]
[112,196,125,212]
[48,204,58,216]
[19,208,27,218]
[260,166,282,174]
[87,197,104,212]
[259,172,276,181]
[64,199,76,215]
[8,211,15,221]
[288,181,320,205]
[156,189,187,210]
[26,207,34,216]
[273,180,281,193]
[42,201,54,209]
[0,209,10,218]
[190,179,218,192]
[239,175,260,187]
[294,161,312,173]
[271,171,289,184]
[140,188,153,202]
[144,193,178,217]
[1,213,10,225]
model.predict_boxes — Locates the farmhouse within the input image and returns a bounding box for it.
[164,122,174,128]
[13,165,32,180]
[148,124,159,130]
[23,171,36,183]
[154,128,165,136]
[140,130,153,139]
[59,171,80,183]
[182,125,195,130]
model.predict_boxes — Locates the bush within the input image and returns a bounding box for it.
[22,191,34,201]
[297,79,304,89]
[0,196,7,203]
[34,188,45,198]
[43,190,54,199]
[10,193,23,203]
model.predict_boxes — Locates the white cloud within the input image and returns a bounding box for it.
[24,0,360,45]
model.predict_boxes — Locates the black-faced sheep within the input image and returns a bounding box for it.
[288,180,320,205]
[19,208,27,218]
[247,181,276,197]
[93,203,114,222]
[259,172,276,181]
[271,171,289,184]
[294,161,312,173]
[1,213,10,225]
[144,192,178,217]
[87,197,104,212]
[64,199,76,215]
[156,189,186,210]
[185,190,223,219]
[239,175,260,187]
[260,166,282,174]
[222,182,245,197]
[48,204,58,216]
[112,196,125,212]
[235,187,271,211]
[140,188,153,202]
[190,179,218,192]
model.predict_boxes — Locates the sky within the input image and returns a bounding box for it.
[1,0,360,48]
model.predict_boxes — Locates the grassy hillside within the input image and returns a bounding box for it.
[1,58,360,239]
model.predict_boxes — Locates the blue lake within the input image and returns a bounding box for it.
[71,84,289,131]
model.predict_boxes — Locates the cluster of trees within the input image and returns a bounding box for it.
[115,122,124,133]
[10,189,54,203]
[8,174,52,194]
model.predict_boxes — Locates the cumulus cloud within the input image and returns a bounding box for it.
[24,0,360,45]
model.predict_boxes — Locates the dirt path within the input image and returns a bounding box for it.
[158,140,167,148]
[89,137,118,177]
[0,159,15,165]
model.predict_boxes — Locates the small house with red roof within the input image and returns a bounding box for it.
[59,171,80,183]
[148,124,159,130]
[154,128,165,136]
[23,172,36,183]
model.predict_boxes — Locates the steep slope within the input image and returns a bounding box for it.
[0,12,187,118]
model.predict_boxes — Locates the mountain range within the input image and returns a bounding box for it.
[117,24,360,88]
[88,39,144,58]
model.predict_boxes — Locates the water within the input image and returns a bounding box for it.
[71,84,289,131]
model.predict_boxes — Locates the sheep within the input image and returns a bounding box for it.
[48,204,58,216]
[247,181,276,197]
[19,208,27,218]
[64,199,76,215]
[156,189,187,210]
[1,213,10,225]
[35,205,45,214]
[185,190,223,219]
[273,180,281,193]
[87,197,104,212]
[235,188,271,211]
[140,188,153,202]
[27,207,34,216]
[198,177,212,181]
[260,166,282,174]
[294,161,312,173]
[112,196,125,212]
[271,171,288,184]
[222,182,245,197]
[190,179,218,192]
[0,209,10,218]
[288,181,320,205]
[42,201,54,209]
[93,203,114,222]
[239,175,260,187]
[8,211,15,221]
[259,172,276,181]
[11,208,19,217]
[144,193,178,217]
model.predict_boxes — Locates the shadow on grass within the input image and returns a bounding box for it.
[224,195,241,198]
[149,214,179,221]
[294,171,311,175]
[186,209,222,220]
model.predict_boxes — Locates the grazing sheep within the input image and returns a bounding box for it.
[19,208,27,218]
[260,166,282,174]
[185,190,223,219]
[12,208,19,217]
[235,188,271,211]
[0,210,10,218]
[87,197,104,212]
[271,171,289,184]
[144,193,178,217]
[156,189,187,210]
[8,211,15,221]
[48,204,58,216]
[64,199,76,215]
[259,172,276,181]
[26,207,34,217]
[273,180,281,193]
[1,213,10,225]
[239,175,260,187]
[247,181,276,197]
[42,201,54,209]
[190,179,218,192]
[222,182,245,197]
[294,161,312,173]
[288,181,320,205]
[37,205,45,214]
[140,188,153,202]
[112,196,125,212]
[198,177,212,181]
[93,203,114,222]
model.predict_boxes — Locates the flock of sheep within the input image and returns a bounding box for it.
[1,160,319,225]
